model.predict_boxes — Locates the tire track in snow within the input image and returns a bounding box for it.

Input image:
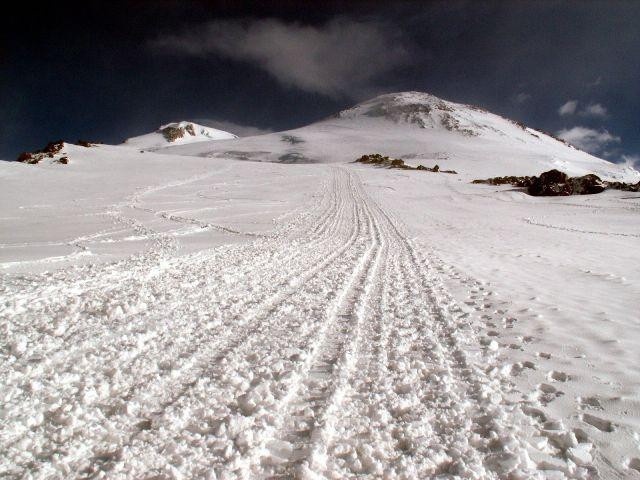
[234,176,386,478]
[368,189,595,478]
[1,170,349,475]
[73,169,373,478]
[97,170,376,476]
[0,170,338,378]
[0,167,600,480]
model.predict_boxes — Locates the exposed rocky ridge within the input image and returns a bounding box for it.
[355,153,457,174]
[17,141,65,164]
[473,169,639,196]
[16,140,97,165]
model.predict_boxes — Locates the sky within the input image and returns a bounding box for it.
[2,0,639,166]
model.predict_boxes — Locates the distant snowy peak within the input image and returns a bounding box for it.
[337,91,550,142]
[124,121,237,151]
[338,92,447,122]
[338,92,471,129]
[159,121,238,142]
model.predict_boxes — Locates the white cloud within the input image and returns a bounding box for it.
[151,18,408,98]
[512,92,531,104]
[558,100,578,116]
[556,126,620,153]
[558,100,609,118]
[621,154,640,169]
[579,103,608,118]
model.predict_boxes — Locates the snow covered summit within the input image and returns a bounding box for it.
[124,121,237,151]
[160,91,639,182]
[338,91,567,141]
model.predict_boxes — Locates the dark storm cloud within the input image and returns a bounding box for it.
[150,17,409,98]
[2,1,640,165]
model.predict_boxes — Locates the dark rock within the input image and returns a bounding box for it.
[58,157,69,165]
[77,140,92,147]
[356,154,457,174]
[16,152,37,164]
[605,180,640,192]
[16,141,63,164]
[42,141,64,155]
[185,124,196,136]
[474,169,613,196]
[160,126,185,142]
[472,175,533,187]
[571,174,604,195]
[528,169,572,196]
[356,153,391,165]
[356,154,456,173]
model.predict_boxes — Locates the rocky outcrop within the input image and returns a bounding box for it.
[355,154,457,174]
[473,169,615,196]
[440,113,476,136]
[606,180,640,192]
[160,123,207,142]
[570,174,606,195]
[528,170,574,196]
[160,126,186,142]
[16,152,37,164]
[472,175,534,188]
[42,141,64,157]
[16,140,65,164]
[356,153,410,168]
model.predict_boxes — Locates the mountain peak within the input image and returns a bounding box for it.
[335,91,553,143]
[336,91,483,134]
[124,121,237,151]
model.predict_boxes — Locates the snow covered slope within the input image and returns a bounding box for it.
[124,121,237,151]
[162,92,639,181]
[2,92,640,479]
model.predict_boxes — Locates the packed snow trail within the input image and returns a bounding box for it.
[1,168,597,479]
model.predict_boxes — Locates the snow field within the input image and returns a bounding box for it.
[1,168,608,479]
[2,91,639,479]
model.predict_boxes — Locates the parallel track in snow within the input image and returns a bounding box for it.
[0,167,599,479]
